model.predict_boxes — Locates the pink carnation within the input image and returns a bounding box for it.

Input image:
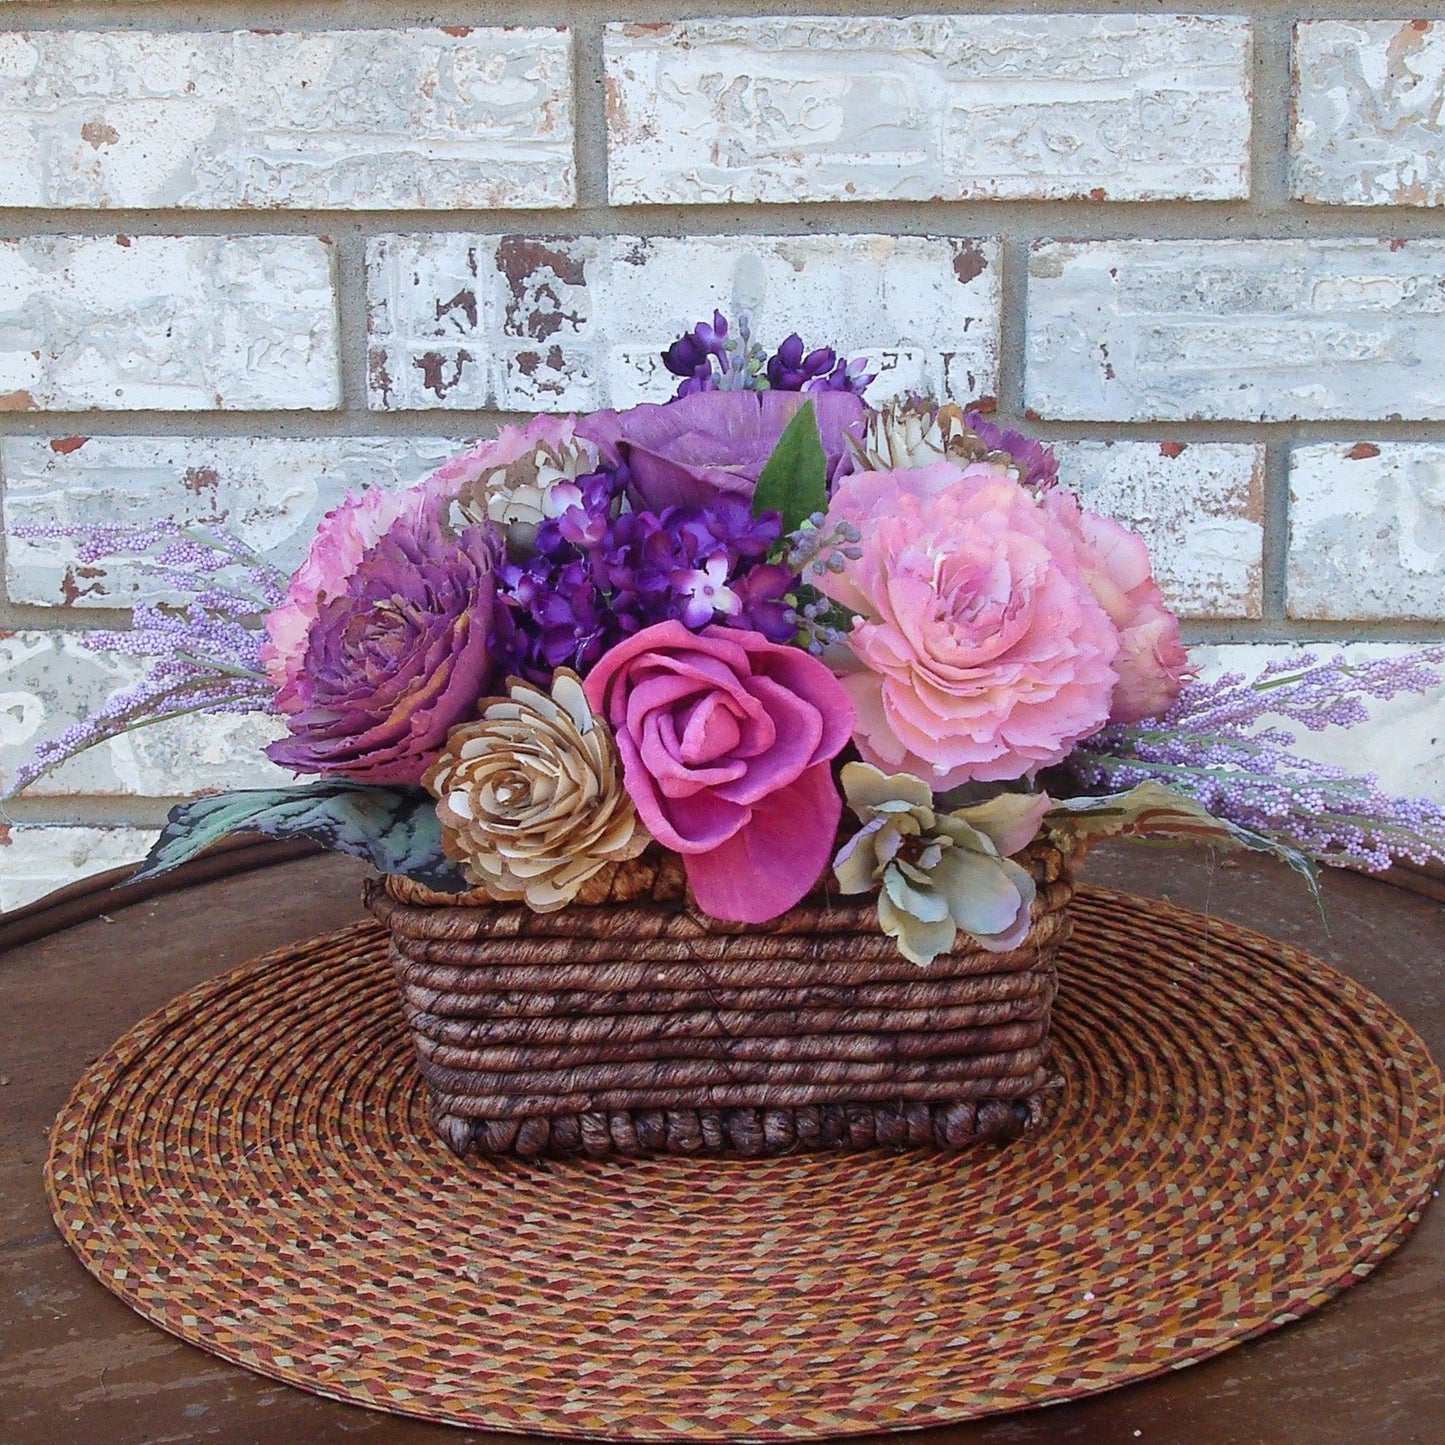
[817,462,1120,787]
[1043,491,1191,723]
[261,485,426,713]
[583,621,855,924]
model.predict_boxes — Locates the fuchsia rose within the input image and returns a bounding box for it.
[583,621,855,924]
[1042,490,1191,723]
[261,487,499,786]
[817,462,1121,787]
[578,389,866,511]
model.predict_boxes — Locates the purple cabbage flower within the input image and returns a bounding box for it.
[577,390,867,512]
[264,494,500,786]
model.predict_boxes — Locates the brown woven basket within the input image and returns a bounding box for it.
[364,837,1076,1160]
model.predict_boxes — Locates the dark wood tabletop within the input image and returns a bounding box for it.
[2,845,1441,1445]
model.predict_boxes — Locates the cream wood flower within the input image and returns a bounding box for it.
[422,671,648,910]
[454,421,596,552]
[849,401,1021,478]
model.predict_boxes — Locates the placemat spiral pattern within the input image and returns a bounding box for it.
[46,888,1444,1440]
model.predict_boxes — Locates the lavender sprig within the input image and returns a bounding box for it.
[1069,650,1445,871]
[4,521,283,797]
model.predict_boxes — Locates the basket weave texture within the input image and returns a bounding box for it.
[365,838,1075,1159]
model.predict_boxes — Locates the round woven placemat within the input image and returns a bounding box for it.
[47,887,1443,1441]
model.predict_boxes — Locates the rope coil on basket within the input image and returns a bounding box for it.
[366,837,1076,1160]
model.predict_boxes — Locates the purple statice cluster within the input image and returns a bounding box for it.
[7,522,283,795]
[663,310,874,399]
[491,466,795,683]
[1070,650,1445,870]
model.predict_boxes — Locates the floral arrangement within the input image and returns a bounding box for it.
[9,314,1445,965]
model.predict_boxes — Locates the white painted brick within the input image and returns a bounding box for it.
[0,632,284,799]
[0,825,155,913]
[1189,644,1445,805]
[367,233,999,411]
[3,435,463,607]
[1026,239,1445,422]
[0,235,339,411]
[0,28,574,210]
[1052,441,1265,620]
[606,16,1251,204]
[1292,21,1445,207]
[1288,443,1445,621]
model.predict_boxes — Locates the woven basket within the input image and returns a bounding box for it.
[364,837,1076,1160]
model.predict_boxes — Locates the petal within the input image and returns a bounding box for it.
[683,763,842,923]
[877,890,958,967]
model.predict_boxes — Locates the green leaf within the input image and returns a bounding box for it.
[133,781,469,891]
[1048,782,1324,914]
[751,399,828,534]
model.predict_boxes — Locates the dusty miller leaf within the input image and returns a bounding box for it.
[134,781,469,891]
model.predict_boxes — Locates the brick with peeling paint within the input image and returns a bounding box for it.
[1051,441,1265,619]
[605,16,1251,204]
[1026,239,1445,422]
[1288,443,1445,621]
[0,633,285,799]
[367,233,999,411]
[0,826,154,914]
[0,235,339,411]
[3,435,463,606]
[1291,21,1445,207]
[1190,644,1445,803]
[0,28,574,210]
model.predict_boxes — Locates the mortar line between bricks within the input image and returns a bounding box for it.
[995,238,1029,418]
[1250,12,1297,211]
[332,231,369,414]
[5,207,1445,240]
[1259,439,1292,624]
[0,3,1439,34]
[6,416,1445,444]
[572,19,609,210]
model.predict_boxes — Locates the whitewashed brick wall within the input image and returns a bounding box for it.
[2,6,1442,910]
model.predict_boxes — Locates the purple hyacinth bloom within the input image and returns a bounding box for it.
[265,500,500,786]
[963,409,1060,491]
[765,335,876,394]
[662,311,729,396]
[492,463,797,680]
[577,390,866,512]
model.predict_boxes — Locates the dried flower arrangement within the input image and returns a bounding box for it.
[9,316,1444,1157]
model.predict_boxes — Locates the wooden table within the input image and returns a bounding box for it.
[2,846,1441,1445]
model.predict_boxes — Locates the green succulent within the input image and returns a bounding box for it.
[833,762,1048,966]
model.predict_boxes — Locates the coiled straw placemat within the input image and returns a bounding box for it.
[46,888,1443,1441]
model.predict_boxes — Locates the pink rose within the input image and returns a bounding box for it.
[1043,491,1190,723]
[817,462,1120,787]
[583,621,855,924]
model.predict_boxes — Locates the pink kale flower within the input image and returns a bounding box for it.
[583,620,855,923]
[817,462,1120,787]
[1043,490,1191,723]
[261,487,499,786]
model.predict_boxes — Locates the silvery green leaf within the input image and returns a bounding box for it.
[134,781,469,891]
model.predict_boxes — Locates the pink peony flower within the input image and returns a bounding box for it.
[817,462,1120,787]
[1043,491,1191,723]
[582,620,855,923]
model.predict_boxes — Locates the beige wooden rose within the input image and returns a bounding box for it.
[422,671,648,910]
